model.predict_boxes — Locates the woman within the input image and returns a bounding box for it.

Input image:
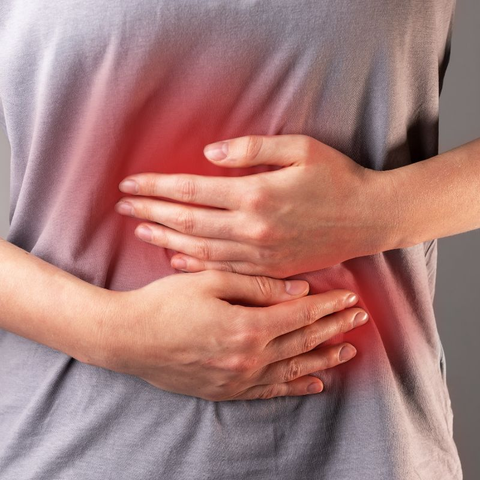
[0,0,471,478]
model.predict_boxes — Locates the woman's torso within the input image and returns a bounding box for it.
[0,1,460,478]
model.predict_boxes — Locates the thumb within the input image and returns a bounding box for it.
[213,272,310,307]
[203,134,308,168]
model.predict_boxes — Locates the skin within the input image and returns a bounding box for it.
[112,133,480,401]
[3,135,479,401]
[0,236,368,401]
[115,134,480,278]
[107,271,369,401]
[114,134,397,278]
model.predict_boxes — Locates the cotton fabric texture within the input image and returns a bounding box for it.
[0,1,461,479]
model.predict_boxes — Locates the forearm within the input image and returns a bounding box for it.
[385,137,480,249]
[0,237,116,366]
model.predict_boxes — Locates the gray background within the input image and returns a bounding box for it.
[0,1,478,477]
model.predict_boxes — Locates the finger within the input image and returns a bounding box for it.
[203,134,314,168]
[207,271,311,307]
[115,198,244,241]
[256,289,359,339]
[118,173,245,210]
[170,254,265,276]
[255,342,357,386]
[229,375,324,400]
[263,308,369,364]
[132,222,252,262]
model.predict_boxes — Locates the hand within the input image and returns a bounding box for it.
[100,270,369,401]
[114,134,397,278]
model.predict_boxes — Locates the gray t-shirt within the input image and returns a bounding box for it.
[0,1,461,479]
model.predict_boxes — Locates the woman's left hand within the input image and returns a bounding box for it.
[115,134,398,278]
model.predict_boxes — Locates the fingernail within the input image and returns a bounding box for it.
[119,179,138,194]
[346,293,358,305]
[307,381,323,394]
[172,258,187,270]
[204,141,229,161]
[285,280,309,295]
[136,226,152,241]
[353,311,369,327]
[115,201,134,216]
[339,345,357,362]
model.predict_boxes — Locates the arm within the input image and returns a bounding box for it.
[0,236,115,366]
[0,236,368,401]
[113,134,480,278]
[385,137,480,249]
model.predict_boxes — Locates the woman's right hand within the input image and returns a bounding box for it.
[99,270,369,401]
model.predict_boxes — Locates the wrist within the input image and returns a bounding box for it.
[385,140,480,249]
[382,166,419,250]
[359,167,403,254]
[83,288,134,371]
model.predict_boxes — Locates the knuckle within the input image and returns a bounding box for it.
[231,316,265,351]
[177,209,196,235]
[176,177,197,203]
[151,227,168,247]
[295,134,316,161]
[253,275,274,299]
[224,355,247,374]
[299,302,321,326]
[240,261,263,275]
[283,358,301,382]
[301,331,320,353]
[332,293,347,312]
[146,175,160,196]
[137,202,151,220]
[227,353,256,374]
[233,326,260,351]
[193,239,211,260]
[245,189,267,211]
[244,135,264,162]
[251,221,273,243]
[332,311,352,333]
[216,221,234,239]
[219,261,238,273]
[256,385,277,400]
[313,354,331,371]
